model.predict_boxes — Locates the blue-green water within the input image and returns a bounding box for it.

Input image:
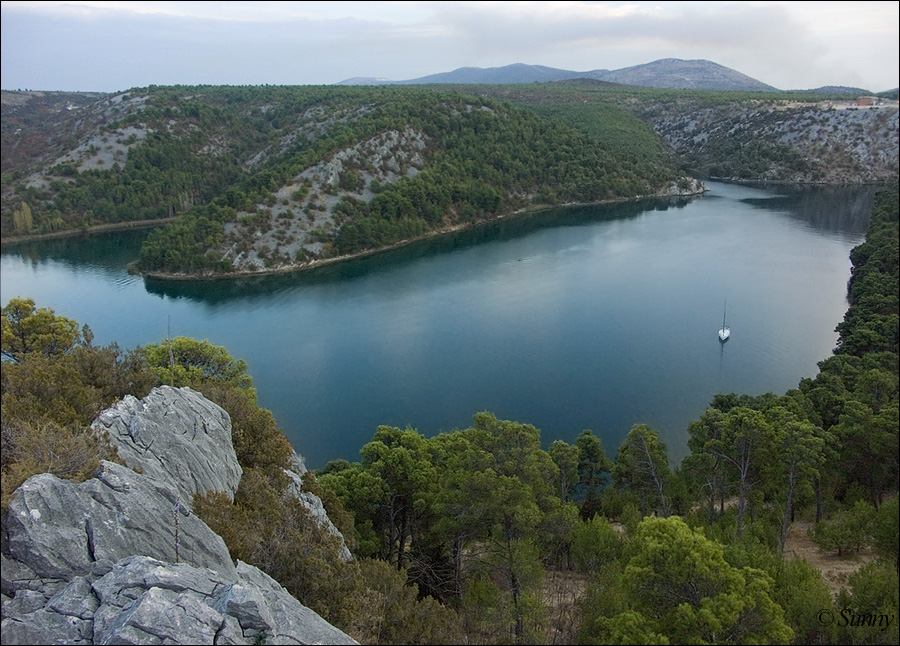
[0,182,875,468]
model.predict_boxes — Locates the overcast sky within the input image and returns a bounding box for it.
[2,1,898,93]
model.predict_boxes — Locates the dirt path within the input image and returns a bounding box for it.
[782,520,875,596]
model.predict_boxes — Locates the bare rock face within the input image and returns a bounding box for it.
[2,460,237,587]
[1,556,356,645]
[283,466,353,562]
[92,385,242,501]
[1,387,357,645]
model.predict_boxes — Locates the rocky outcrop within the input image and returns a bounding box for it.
[284,451,352,562]
[284,470,353,563]
[638,100,899,184]
[2,556,355,645]
[656,177,707,197]
[2,461,236,585]
[2,387,357,645]
[92,385,242,501]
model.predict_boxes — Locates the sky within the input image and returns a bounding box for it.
[2,1,898,93]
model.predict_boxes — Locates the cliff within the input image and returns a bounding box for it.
[1,386,356,645]
[641,100,899,184]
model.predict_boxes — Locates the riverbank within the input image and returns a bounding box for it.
[135,183,708,282]
[1,217,179,246]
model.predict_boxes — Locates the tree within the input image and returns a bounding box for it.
[833,399,898,507]
[612,424,671,517]
[709,407,772,539]
[765,404,826,551]
[570,514,622,572]
[771,558,834,645]
[143,336,255,394]
[438,416,552,643]
[1,297,83,362]
[359,426,437,570]
[614,516,793,644]
[549,439,579,502]
[686,408,728,523]
[575,429,610,517]
[12,201,33,233]
[811,499,875,556]
[870,495,899,572]
[840,561,900,645]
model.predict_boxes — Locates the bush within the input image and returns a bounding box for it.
[571,515,623,572]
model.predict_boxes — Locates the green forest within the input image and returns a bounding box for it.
[2,187,896,644]
[1,84,680,275]
[4,83,894,276]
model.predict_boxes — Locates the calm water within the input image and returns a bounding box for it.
[0,182,875,468]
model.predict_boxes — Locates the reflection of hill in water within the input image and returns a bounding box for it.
[144,196,691,304]
[1,229,148,275]
[740,184,877,238]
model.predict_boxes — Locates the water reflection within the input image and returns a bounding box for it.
[739,183,877,239]
[2,229,149,276]
[142,195,693,304]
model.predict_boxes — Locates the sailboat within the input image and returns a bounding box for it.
[718,300,731,342]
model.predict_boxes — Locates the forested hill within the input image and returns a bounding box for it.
[5,84,895,277]
[0,85,685,275]
[469,83,900,185]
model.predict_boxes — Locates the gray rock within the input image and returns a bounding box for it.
[1,556,357,645]
[3,461,236,583]
[283,470,352,562]
[2,388,358,644]
[232,560,356,644]
[92,386,242,501]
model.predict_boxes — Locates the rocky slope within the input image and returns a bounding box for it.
[639,99,899,183]
[1,386,356,645]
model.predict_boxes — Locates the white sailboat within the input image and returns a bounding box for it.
[718,300,731,342]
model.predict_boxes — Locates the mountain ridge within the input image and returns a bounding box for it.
[337,58,785,92]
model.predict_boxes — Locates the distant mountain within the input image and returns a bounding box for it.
[337,63,586,86]
[593,58,777,92]
[398,63,590,85]
[805,86,871,95]
[337,58,779,92]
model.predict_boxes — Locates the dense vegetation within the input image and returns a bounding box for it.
[466,82,899,185]
[1,85,681,275]
[132,86,678,274]
[4,83,895,276]
[316,188,898,643]
[1,188,897,644]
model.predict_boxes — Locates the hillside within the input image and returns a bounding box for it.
[338,58,780,92]
[3,82,897,276]
[0,84,687,276]
[592,58,778,92]
[465,83,900,184]
[1,90,107,175]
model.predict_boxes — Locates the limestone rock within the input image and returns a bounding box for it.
[1,556,357,645]
[92,386,242,501]
[2,461,237,586]
[2,388,357,644]
[283,468,352,562]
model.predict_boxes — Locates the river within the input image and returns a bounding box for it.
[0,181,875,468]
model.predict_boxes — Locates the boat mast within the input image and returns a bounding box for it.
[722,299,727,330]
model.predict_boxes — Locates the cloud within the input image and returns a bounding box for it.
[1,1,897,92]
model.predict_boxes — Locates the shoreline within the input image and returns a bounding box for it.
[1,217,179,246]
[135,188,707,282]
